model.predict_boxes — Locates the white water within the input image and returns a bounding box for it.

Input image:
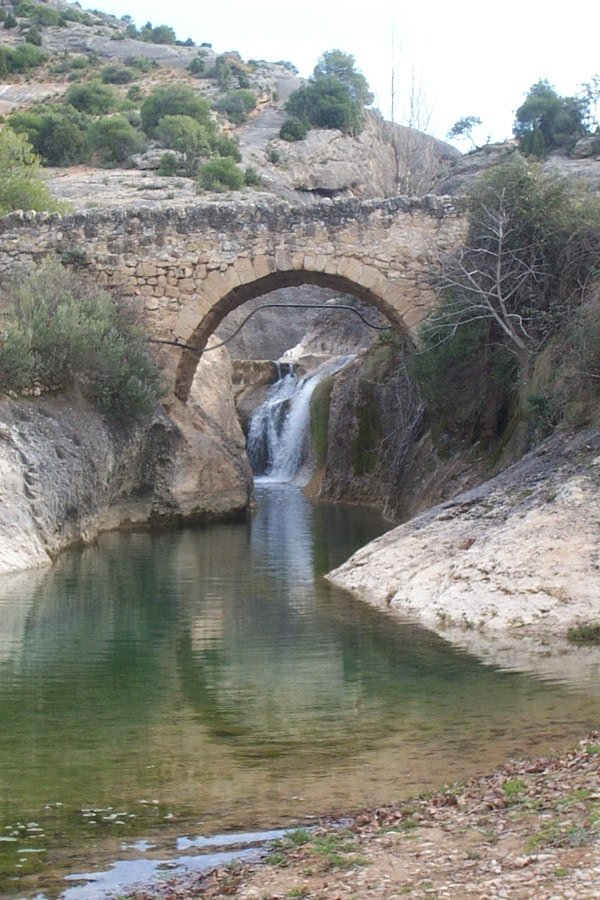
[247,356,353,483]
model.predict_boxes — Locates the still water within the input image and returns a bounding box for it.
[0,482,598,897]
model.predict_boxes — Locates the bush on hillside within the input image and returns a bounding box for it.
[0,259,162,420]
[209,132,241,161]
[100,64,135,84]
[215,89,257,125]
[140,84,212,137]
[155,114,212,176]
[284,49,373,138]
[279,116,308,141]
[514,80,586,157]
[65,81,117,115]
[87,115,146,165]
[9,105,90,166]
[0,43,46,74]
[188,54,206,77]
[0,128,67,215]
[197,156,244,192]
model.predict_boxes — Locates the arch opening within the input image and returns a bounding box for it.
[173,269,409,401]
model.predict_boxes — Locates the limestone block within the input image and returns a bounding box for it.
[136,261,158,278]
[234,257,257,286]
[356,265,389,298]
[251,255,276,280]
[274,248,293,271]
[173,305,201,340]
[335,257,365,285]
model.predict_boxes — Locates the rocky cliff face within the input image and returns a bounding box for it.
[327,428,600,638]
[310,340,488,520]
[0,343,252,576]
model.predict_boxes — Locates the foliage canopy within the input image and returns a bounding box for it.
[284,50,372,137]
[0,128,66,215]
[0,259,162,420]
[410,155,600,441]
[513,80,586,156]
[140,85,212,137]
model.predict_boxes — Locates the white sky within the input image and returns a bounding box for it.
[92,0,599,146]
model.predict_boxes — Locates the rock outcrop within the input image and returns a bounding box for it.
[327,428,600,636]
[0,343,252,576]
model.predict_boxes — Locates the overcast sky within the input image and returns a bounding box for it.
[93,0,599,146]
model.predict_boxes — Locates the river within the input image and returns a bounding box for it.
[0,482,599,898]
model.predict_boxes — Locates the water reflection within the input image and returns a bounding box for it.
[0,485,598,897]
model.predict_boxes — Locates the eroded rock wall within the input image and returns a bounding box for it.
[0,345,252,576]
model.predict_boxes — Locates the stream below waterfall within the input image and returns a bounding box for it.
[0,483,599,898]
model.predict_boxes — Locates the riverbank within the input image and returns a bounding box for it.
[121,732,600,899]
[327,427,600,640]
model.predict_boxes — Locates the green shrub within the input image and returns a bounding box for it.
[567,623,600,645]
[25,26,42,45]
[197,156,244,192]
[526,299,600,429]
[87,115,145,165]
[137,22,176,44]
[244,166,262,187]
[3,13,18,29]
[58,8,94,26]
[0,259,162,420]
[157,151,179,175]
[100,63,134,84]
[514,80,586,157]
[65,80,117,115]
[140,84,212,136]
[29,4,61,26]
[0,128,67,215]
[156,114,211,175]
[215,89,257,125]
[188,54,206,77]
[209,132,241,161]
[5,43,46,72]
[9,105,90,166]
[413,156,600,445]
[50,55,91,75]
[409,310,518,445]
[285,50,372,137]
[213,54,232,90]
[126,55,157,73]
[280,116,308,141]
[126,84,143,102]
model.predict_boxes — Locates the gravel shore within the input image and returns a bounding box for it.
[123,732,600,899]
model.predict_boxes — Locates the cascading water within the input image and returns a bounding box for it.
[247,356,352,483]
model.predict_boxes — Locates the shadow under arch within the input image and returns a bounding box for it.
[174,268,409,401]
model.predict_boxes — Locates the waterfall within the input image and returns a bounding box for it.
[247,357,352,483]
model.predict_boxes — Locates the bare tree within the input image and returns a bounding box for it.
[385,64,444,196]
[427,187,548,357]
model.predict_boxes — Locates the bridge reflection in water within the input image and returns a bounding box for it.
[0,485,598,895]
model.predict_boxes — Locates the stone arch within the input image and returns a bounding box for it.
[172,259,416,401]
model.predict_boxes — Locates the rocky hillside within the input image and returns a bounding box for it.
[0,0,459,208]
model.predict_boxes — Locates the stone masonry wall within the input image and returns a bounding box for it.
[0,196,466,397]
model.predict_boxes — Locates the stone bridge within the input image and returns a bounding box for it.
[0,194,466,399]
